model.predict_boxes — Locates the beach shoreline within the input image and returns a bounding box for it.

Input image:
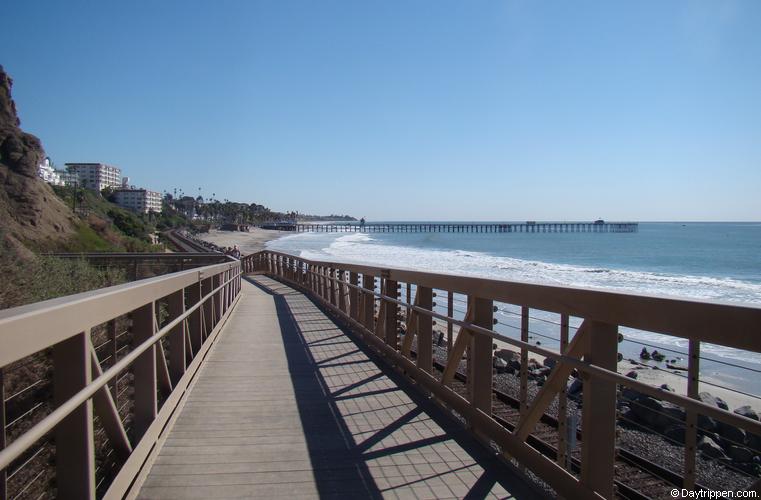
[194,228,286,255]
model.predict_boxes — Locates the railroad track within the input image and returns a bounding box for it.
[429,357,706,499]
[163,229,215,253]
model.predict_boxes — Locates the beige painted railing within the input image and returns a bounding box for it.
[0,258,242,499]
[243,250,761,499]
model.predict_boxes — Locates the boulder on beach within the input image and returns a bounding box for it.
[542,357,557,369]
[493,357,508,373]
[698,436,727,459]
[747,432,761,452]
[698,414,718,433]
[568,378,583,397]
[621,386,644,403]
[699,392,729,411]
[495,349,518,362]
[727,445,755,463]
[664,425,686,444]
[734,405,759,421]
[717,421,746,447]
[630,396,685,431]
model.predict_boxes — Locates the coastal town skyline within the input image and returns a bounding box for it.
[2,1,760,221]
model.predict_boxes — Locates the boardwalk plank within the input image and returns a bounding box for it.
[136,276,536,499]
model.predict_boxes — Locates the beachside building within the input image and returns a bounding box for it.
[37,157,65,186]
[113,188,163,214]
[64,163,122,191]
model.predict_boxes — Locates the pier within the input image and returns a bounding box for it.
[292,221,638,233]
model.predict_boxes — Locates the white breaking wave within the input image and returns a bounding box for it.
[300,234,761,303]
[268,232,761,366]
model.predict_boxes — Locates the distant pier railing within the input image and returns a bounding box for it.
[290,222,638,233]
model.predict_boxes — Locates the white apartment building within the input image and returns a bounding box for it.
[65,163,122,191]
[113,188,163,214]
[37,158,65,186]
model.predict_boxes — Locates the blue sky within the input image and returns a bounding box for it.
[2,1,760,221]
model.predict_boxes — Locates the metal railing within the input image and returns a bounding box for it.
[243,250,761,498]
[49,252,231,281]
[0,257,242,499]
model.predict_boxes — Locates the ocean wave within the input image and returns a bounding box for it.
[313,239,761,303]
[266,232,761,366]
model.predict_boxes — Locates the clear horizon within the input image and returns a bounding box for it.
[2,1,760,221]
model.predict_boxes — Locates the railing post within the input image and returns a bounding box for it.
[338,270,347,313]
[557,314,570,470]
[213,272,221,324]
[684,340,700,489]
[53,331,95,499]
[0,368,6,500]
[362,275,375,330]
[447,291,454,351]
[132,302,157,441]
[468,297,493,415]
[187,279,203,357]
[416,286,433,373]
[383,279,398,348]
[222,269,228,314]
[167,289,186,385]
[322,267,329,301]
[108,319,118,401]
[520,307,529,414]
[202,276,214,339]
[329,268,337,306]
[580,320,618,498]
[298,261,304,286]
[349,272,359,321]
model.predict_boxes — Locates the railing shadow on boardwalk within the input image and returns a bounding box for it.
[244,275,536,499]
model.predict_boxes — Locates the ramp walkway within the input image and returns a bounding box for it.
[136,275,535,499]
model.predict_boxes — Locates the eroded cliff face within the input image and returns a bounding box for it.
[0,65,75,252]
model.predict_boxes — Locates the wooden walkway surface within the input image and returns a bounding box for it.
[136,275,536,499]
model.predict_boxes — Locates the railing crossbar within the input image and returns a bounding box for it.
[0,271,239,471]
[296,261,761,438]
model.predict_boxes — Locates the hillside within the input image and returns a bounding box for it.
[0,65,77,257]
[0,66,161,308]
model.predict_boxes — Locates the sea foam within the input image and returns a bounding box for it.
[268,232,761,366]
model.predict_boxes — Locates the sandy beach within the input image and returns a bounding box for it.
[195,228,285,255]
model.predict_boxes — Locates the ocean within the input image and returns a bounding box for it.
[266,222,761,396]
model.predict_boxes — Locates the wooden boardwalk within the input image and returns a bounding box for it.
[136,276,536,499]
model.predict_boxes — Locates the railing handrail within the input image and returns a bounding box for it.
[47,252,226,258]
[278,256,761,436]
[0,260,239,368]
[243,249,761,497]
[252,250,761,353]
[0,270,238,472]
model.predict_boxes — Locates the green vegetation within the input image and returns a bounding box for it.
[0,234,126,309]
[65,223,116,252]
[51,185,165,252]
